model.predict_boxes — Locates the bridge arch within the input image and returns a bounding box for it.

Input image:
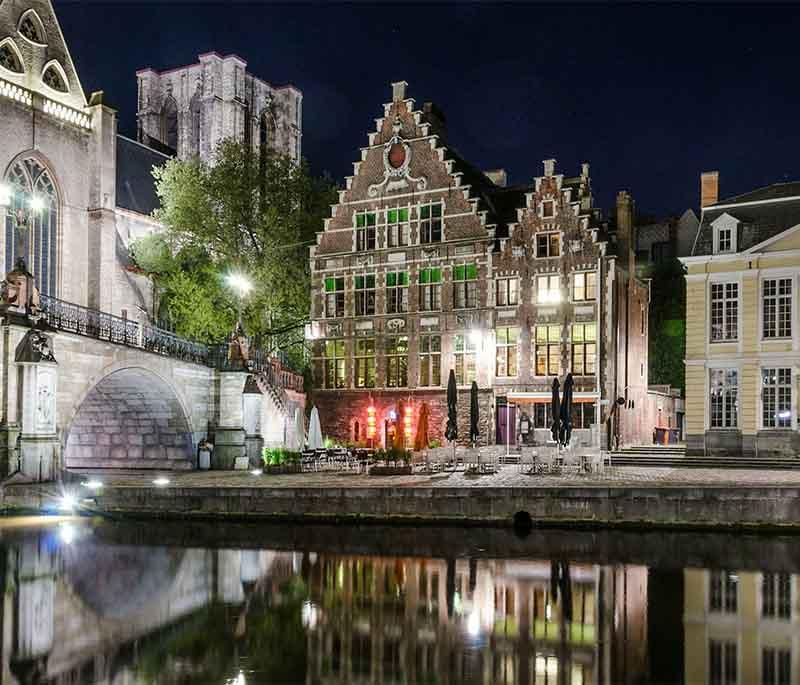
[63,366,194,470]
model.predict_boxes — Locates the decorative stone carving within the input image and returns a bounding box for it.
[421,247,440,259]
[327,322,343,337]
[368,116,427,197]
[355,254,373,266]
[386,318,406,332]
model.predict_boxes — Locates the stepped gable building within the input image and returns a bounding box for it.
[136,52,302,163]
[682,172,800,457]
[309,81,670,449]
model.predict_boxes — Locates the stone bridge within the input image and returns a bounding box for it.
[0,296,306,480]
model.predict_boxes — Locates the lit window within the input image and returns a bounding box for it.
[386,207,409,247]
[454,334,477,385]
[419,335,441,387]
[537,275,561,304]
[535,325,561,376]
[762,368,792,428]
[419,202,442,243]
[355,211,376,251]
[386,336,408,387]
[316,340,345,389]
[354,274,376,316]
[453,263,478,309]
[536,232,560,258]
[571,323,596,376]
[710,282,738,342]
[710,369,738,428]
[762,278,792,339]
[496,277,518,307]
[573,272,597,301]
[495,327,518,377]
[323,276,345,318]
[418,267,442,311]
[354,338,375,388]
[386,270,409,314]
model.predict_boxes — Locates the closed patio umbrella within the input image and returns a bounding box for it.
[560,373,574,446]
[469,381,480,446]
[445,369,458,443]
[397,399,406,450]
[294,407,305,450]
[550,378,561,443]
[307,406,324,450]
[414,402,430,451]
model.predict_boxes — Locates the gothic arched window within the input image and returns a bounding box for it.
[0,39,24,74]
[18,10,46,44]
[42,62,68,93]
[190,92,201,156]
[161,97,178,152]
[4,158,59,296]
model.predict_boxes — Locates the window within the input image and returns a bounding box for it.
[763,278,792,339]
[354,274,376,316]
[386,207,409,247]
[386,336,408,387]
[190,92,202,156]
[536,232,561,258]
[572,323,597,376]
[354,339,376,388]
[716,226,734,254]
[355,212,377,251]
[762,368,792,428]
[535,325,561,376]
[762,573,791,620]
[419,202,442,243]
[419,267,442,311]
[537,275,561,304]
[534,403,553,429]
[319,340,345,389]
[495,327,518,377]
[19,14,44,44]
[4,158,58,296]
[710,571,738,613]
[573,272,597,302]
[762,648,791,685]
[496,277,518,307]
[454,334,477,385]
[710,369,738,429]
[0,41,23,73]
[453,264,478,309]
[542,200,555,218]
[419,335,441,387]
[323,276,345,318]
[572,403,596,429]
[42,64,67,92]
[385,271,408,314]
[711,282,739,342]
[710,640,737,685]
[161,96,178,151]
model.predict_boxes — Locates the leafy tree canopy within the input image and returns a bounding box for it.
[646,257,686,392]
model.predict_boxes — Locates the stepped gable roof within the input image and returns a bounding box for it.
[115,135,171,216]
[693,181,800,256]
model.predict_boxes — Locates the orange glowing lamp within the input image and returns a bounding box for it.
[403,405,413,438]
[366,405,376,439]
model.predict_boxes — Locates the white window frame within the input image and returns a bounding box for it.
[761,276,794,341]
[709,281,739,342]
[760,367,794,430]
[712,214,738,254]
[708,366,739,430]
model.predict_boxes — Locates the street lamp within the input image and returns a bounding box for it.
[226,273,253,328]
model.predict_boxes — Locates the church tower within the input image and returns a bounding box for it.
[135,52,302,164]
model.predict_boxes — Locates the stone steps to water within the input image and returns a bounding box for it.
[610,445,800,470]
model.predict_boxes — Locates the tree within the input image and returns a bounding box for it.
[134,140,337,362]
[647,257,686,392]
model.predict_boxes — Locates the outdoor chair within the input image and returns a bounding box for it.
[301,450,317,472]
[562,449,582,475]
[479,447,497,474]
[520,446,536,473]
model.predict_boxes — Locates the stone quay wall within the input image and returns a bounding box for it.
[26,484,800,530]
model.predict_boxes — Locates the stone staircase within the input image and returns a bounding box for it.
[611,445,800,470]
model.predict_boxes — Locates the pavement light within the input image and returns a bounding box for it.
[83,480,103,490]
[58,522,76,545]
[152,477,170,487]
[59,494,77,512]
[250,469,263,476]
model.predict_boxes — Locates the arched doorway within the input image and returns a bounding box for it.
[64,368,193,469]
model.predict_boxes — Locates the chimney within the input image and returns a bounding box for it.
[391,81,408,103]
[701,171,719,208]
[422,101,447,140]
[543,159,556,177]
[484,169,507,187]
[616,190,636,273]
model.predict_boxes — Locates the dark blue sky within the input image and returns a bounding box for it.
[57,1,800,217]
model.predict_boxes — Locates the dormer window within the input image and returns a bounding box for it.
[0,40,23,74]
[712,214,738,254]
[42,63,68,93]
[717,227,732,253]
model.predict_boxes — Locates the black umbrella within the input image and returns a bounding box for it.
[550,378,561,443]
[445,369,458,442]
[560,373,574,446]
[469,381,480,446]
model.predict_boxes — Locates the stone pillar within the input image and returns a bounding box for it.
[242,375,264,468]
[15,327,59,482]
[0,324,28,476]
[213,371,248,469]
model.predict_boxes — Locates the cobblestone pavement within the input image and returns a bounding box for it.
[61,464,800,489]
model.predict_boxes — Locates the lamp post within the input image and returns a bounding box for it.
[226,273,253,330]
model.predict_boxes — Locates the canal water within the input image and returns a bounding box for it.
[1,519,798,684]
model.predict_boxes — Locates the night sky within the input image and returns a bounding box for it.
[57,1,800,217]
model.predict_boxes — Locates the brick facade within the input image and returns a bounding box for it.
[309,82,663,449]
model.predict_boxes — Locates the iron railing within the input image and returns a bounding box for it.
[37,295,304,392]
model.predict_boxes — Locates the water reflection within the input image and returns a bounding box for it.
[0,520,797,684]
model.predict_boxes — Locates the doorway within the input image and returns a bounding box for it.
[496,402,517,445]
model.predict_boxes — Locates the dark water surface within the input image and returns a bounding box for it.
[3,518,800,684]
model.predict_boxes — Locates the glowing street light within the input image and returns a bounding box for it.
[226,272,253,327]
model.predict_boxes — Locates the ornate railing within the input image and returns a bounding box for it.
[38,295,304,392]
